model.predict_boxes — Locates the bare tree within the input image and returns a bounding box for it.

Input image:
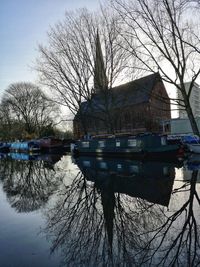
[0,101,14,140]
[36,7,133,134]
[1,82,59,138]
[112,0,200,135]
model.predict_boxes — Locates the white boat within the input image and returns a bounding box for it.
[187,143,200,153]
[181,135,200,153]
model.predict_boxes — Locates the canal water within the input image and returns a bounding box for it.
[0,153,199,267]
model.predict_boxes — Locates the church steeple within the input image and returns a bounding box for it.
[93,30,108,93]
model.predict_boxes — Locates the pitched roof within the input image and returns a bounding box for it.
[112,72,162,104]
[77,72,162,115]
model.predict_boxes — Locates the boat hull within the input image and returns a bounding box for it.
[10,141,40,153]
[39,137,64,153]
[187,144,200,153]
[73,136,183,160]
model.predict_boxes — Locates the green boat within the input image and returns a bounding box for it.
[73,133,184,160]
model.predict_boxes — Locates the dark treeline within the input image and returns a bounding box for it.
[0,82,73,140]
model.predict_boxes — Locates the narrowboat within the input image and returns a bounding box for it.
[38,137,63,152]
[72,133,184,159]
[0,142,10,153]
[10,141,40,153]
[62,138,73,152]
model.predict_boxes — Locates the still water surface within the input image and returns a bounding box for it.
[0,153,199,267]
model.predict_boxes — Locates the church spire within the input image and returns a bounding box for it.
[93,30,108,93]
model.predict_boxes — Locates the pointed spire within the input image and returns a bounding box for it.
[94,30,108,93]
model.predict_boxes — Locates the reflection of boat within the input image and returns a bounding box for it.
[8,153,63,165]
[9,153,39,161]
[75,157,179,206]
[185,154,200,170]
[73,134,184,159]
[0,153,8,159]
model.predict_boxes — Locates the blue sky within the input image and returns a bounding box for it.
[0,0,100,96]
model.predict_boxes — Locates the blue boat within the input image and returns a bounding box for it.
[167,134,200,153]
[181,135,200,153]
[73,133,184,160]
[10,141,40,153]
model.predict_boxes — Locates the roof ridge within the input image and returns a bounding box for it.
[112,72,160,90]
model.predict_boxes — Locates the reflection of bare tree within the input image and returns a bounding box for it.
[44,169,166,266]
[45,171,107,266]
[137,170,200,267]
[44,165,200,267]
[0,158,63,212]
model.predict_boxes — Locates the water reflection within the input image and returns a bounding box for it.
[43,156,200,267]
[0,153,63,213]
[76,157,178,206]
[0,153,199,266]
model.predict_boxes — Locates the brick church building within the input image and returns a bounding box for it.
[73,34,171,139]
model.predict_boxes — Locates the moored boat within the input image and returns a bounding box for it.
[181,135,200,153]
[72,133,184,160]
[10,141,40,153]
[0,142,11,153]
[38,137,63,152]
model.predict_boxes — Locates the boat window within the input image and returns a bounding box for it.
[82,141,89,148]
[83,161,91,167]
[116,140,120,147]
[98,141,105,148]
[128,139,137,147]
[161,137,167,145]
[100,162,107,169]
[117,164,122,169]
[130,165,139,173]
[163,166,169,176]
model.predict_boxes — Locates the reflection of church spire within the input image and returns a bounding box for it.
[100,177,115,251]
[94,30,108,93]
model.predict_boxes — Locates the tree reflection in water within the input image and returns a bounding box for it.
[0,154,64,212]
[43,158,200,266]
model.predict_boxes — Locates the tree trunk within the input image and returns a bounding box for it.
[186,105,199,136]
[182,91,200,136]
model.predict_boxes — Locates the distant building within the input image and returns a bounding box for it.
[163,117,200,135]
[73,33,171,139]
[178,82,200,118]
